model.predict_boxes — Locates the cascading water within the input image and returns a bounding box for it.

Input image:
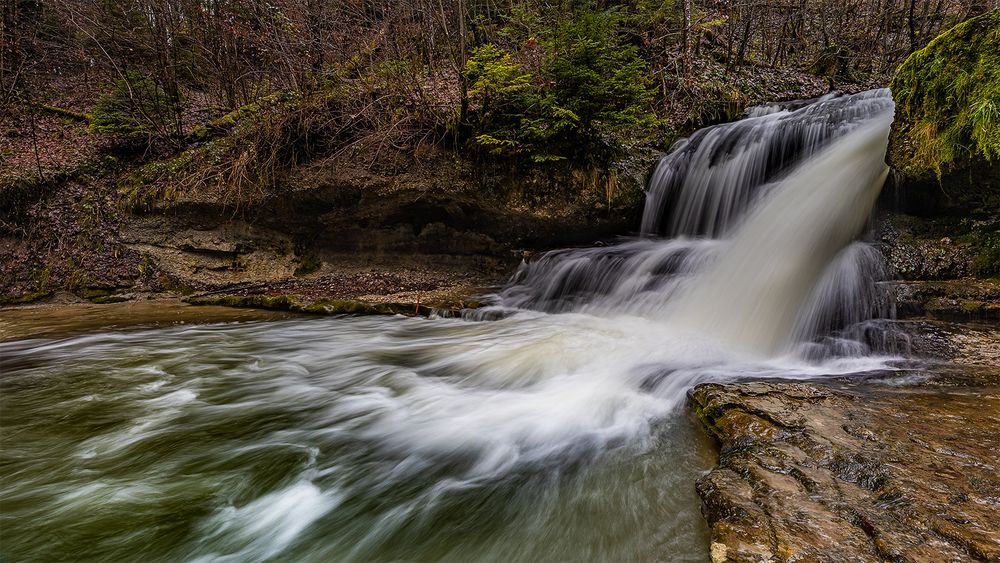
[491,88,899,357]
[640,89,894,238]
[667,111,892,354]
[0,89,908,562]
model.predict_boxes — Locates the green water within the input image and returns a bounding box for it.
[1,307,717,562]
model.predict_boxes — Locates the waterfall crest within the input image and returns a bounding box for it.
[641,89,894,237]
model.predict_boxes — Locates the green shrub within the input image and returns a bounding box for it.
[465,44,537,157]
[90,71,184,139]
[545,8,659,162]
[464,6,659,168]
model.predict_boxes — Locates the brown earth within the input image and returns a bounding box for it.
[0,144,652,308]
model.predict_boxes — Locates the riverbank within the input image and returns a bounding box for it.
[685,310,1000,562]
[690,364,1000,562]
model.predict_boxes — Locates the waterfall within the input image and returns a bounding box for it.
[488,89,897,357]
[668,112,892,354]
[0,90,907,563]
[640,89,894,237]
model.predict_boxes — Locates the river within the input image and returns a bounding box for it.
[2,89,905,561]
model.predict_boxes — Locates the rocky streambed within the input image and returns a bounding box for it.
[690,364,1000,562]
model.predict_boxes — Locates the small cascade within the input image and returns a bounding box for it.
[488,89,899,358]
[641,89,894,237]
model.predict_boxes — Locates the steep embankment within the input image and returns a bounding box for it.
[0,148,650,309]
[882,9,1000,320]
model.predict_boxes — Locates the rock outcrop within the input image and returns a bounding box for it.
[889,9,999,185]
[879,11,1000,316]
[689,376,1000,562]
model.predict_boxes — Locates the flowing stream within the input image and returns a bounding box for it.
[1,90,904,562]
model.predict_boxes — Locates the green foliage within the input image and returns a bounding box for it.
[971,229,1000,276]
[90,71,183,139]
[465,44,535,157]
[546,8,659,162]
[890,10,1000,178]
[464,6,659,167]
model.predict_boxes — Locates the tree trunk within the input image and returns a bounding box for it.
[907,0,917,54]
[682,0,693,79]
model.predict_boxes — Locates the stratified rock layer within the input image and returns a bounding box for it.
[689,377,1000,562]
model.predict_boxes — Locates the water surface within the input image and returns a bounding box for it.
[2,312,740,562]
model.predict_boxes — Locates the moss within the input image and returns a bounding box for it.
[186,294,435,317]
[0,291,52,306]
[302,299,385,315]
[922,296,996,319]
[75,287,114,300]
[34,104,90,123]
[92,295,129,304]
[970,229,1000,276]
[689,393,725,442]
[210,92,288,130]
[293,252,321,277]
[959,299,986,313]
[889,10,1000,179]
[191,294,297,311]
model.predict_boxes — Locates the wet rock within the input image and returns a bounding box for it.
[181,266,499,317]
[689,379,1000,562]
[185,293,446,317]
[891,279,1000,321]
[880,223,974,280]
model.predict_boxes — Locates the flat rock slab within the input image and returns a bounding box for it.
[689,373,1000,562]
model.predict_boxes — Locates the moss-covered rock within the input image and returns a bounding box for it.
[887,11,1000,276]
[892,278,1000,320]
[184,293,449,317]
[889,10,1000,181]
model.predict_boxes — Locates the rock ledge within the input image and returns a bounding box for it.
[689,379,1000,562]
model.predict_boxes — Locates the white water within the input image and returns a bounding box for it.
[0,90,908,562]
[670,112,893,355]
[491,89,900,358]
[640,89,894,237]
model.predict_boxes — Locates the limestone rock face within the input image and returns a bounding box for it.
[689,378,1000,562]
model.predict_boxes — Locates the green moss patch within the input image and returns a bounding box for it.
[0,291,53,306]
[185,294,440,317]
[890,10,1000,179]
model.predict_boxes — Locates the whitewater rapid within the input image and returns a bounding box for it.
[0,310,898,561]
